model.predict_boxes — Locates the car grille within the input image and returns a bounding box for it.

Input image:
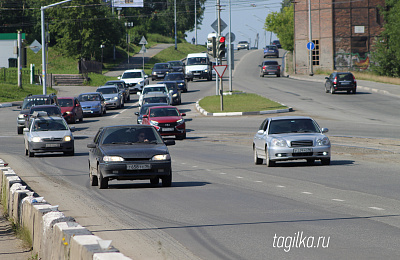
[42,137,63,142]
[292,152,313,157]
[124,158,150,161]
[290,140,313,147]
[159,122,177,127]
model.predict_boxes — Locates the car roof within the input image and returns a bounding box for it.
[29,105,59,108]
[149,105,177,110]
[97,85,118,89]
[106,80,124,83]
[239,41,248,43]
[263,60,278,64]
[187,53,208,58]
[154,62,169,65]
[79,92,101,95]
[269,116,312,121]
[166,72,184,75]
[143,92,168,97]
[58,97,75,99]
[158,81,177,84]
[142,102,169,107]
[100,124,154,131]
[144,84,166,88]
[123,69,143,72]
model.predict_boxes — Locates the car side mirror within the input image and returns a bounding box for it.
[257,130,264,134]
[321,128,329,133]
[144,75,148,79]
[325,77,329,80]
[87,143,96,148]
[23,128,29,132]
[164,140,175,146]
[181,113,186,116]
[69,126,76,132]
[117,76,121,79]
[143,115,148,118]
[137,92,141,96]
[17,105,22,109]
[134,112,139,116]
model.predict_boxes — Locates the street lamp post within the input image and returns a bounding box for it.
[308,0,313,76]
[100,44,105,64]
[41,0,71,95]
[174,0,177,50]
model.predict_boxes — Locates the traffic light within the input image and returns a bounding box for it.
[211,37,216,58]
[217,36,226,59]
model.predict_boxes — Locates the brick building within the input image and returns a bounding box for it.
[293,0,385,74]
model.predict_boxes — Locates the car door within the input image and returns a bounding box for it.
[254,118,268,154]
[74,98,83,119]
[325,73,333,91]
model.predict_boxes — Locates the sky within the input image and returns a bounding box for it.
[185,0,284,48]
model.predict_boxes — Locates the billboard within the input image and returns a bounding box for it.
[113,0,143,7]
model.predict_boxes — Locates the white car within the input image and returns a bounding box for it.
[118,69,149,93]
[253,116,331,167]
[137,84,172,107]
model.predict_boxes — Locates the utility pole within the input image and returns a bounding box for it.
[17,31,22,88]
[308,0,313,76]
[217,0,223,111]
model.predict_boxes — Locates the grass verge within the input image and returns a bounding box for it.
[199,93,288,113]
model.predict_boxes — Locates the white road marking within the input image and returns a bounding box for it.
[369,207,384,211]
[302,192,313,195]
[332,199,345,202]
[192,166,198,168]
[220,172,227,175]
[236,176,243,179]
[276,185,285,188]
[255,181,263,183]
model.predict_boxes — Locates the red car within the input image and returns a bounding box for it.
[141,105,186,140]
[58,97,83,123]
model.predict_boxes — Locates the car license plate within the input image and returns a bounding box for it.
[194,73,200,75]
[268,72,275,75]
[293,148,312,153]
[161,128,174,132]
[46,143,60,148]
[127,164,151,170]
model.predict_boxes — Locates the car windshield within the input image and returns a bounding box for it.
[338,74,353,81]
[122,72,142,79]
[268,119,319,134]
[165,74,184,81]
[79,94,100,102]
[97,88,117,94]
[168,61,181,66]
[101,127,163,144]
[187,57,207,66]
[239,41,248,44]
[106,82,124,88]
[164,83,177,91]
[154,64,168,69]
[263,61,278,65]
[59,99,74,107]
[266,45,277,50]
[33,119,68,132]
[143,87,166,95]
[150,107,179,117]
[30,107,61,116]
[22,97,53,110]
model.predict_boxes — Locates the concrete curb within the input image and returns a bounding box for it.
[0,159,132,260]
[195,100,293,117]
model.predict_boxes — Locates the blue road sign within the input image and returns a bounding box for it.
[307,42,315,50]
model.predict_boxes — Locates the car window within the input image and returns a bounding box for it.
[338,74,353,81]
[268,119,319,134]
[259,119,268,131]
[33,119,68,131]
[22,97,53,110]
[30,107,61,116]
[263,61,279,65]
[165,74,184,81]
[79,94,100,102]
[59,99,74,107]
[101,127,162,144]
[97,87,117,94]
[122,72,142,79]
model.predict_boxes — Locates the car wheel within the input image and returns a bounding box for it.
[330,87,335,94]
[260,73,264,77]
[265,147,275,167]
[90,165,98,186]
[28,144,34,157]
[127,94,131,101]
[79,116,83,122]
[325,87,329,93]
[121,99,124,108]
[17,126,23,135]
[98,169,108,189]
[150,178,159,185]
[64,148,74,156]
[321,158,331,165]
[162,171,172,187]
[307,159,315,165]
[254,148,263,165]
[352,89,357,94]
[103,107,106,115]
[25,147,28,156]
[72,115,76,124]
[277,74,281,78]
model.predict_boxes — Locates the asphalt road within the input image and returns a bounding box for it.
[1,48,400,259]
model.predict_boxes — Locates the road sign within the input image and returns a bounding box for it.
[213,65,228,78]
[139,36,148,45]
[307,42,315,50]
[211,19,227,33]
[29,40,42,54]
[139,45,147,53]
[225,32,235,42]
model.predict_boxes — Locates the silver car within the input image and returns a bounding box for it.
[96,86,124,109]
[253,116,331,167]
[24,111,75,157]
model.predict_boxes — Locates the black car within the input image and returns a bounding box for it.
[25,105,62,128]
[135,102,169,124]
[104,80,130,101]
[157,81,182,105]
[17,93,59,134]
[325,72,357,94]
[167,60,185,73]
[151,63,172,81]
[272,40,282,49]
[164,72,187,93]
[87,125,175,189]
[259,60,281,77]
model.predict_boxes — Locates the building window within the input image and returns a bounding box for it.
[312,40,320,66]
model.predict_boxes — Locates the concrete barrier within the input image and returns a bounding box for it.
[0,159,133,260]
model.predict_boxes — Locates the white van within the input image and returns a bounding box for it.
[185,53,212,81]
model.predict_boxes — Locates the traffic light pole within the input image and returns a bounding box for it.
[217,0,223,111]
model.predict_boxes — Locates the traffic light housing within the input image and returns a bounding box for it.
[217,36,226,59]
[211,37,216,58]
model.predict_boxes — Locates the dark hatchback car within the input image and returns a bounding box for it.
[272,40,282,49]
[325,72,357,94]
[135,102,169,124]
[87,125,175,189]
[151,63,172,81]
[164,72,187,93]
[263,45,279,58]
[259,60,281,77]
[104,80,130,102]
[167,60,185,73]
[157,81,181,105]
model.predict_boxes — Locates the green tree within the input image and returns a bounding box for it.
[264,5,294,52]
[370,0,400,77]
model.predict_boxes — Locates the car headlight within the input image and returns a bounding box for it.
[150,120,159,126]
[176,118,184,126]
[64,135,72,142]
[205,69,208,73]
[152,72,156,75]
[138,80,144,85]
[65,111,72,115]
[32,137,41,142]
[271,138,287,147]
[151,154,170,161]
[178,83,184,86]
[113,96,118,100]
[18,114,26,119]
[316,137,330,146]
[103,156,125,162]
[173,93,178,97]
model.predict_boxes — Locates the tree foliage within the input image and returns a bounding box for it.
[0,0,206,61]
[370,0,400,77]
[264,5,294,52]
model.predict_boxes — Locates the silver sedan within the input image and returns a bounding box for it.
[253,116,331,166]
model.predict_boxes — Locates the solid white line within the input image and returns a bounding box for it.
[255,181,263,183]
[236,176,243,179]
[302,192,313,195]
[276,185,285,188]
[220,172,227,175]
[192,166,198,168]
[369,207,385,211]
[332,199,345,202]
